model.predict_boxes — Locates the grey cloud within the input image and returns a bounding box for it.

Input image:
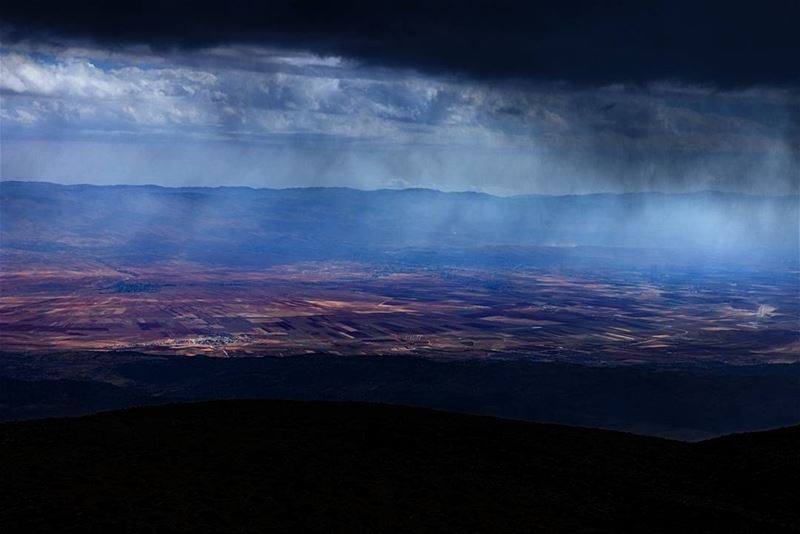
[1,45,798,194]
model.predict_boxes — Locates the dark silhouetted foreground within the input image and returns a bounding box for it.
[3,354,800,440]
[2,400,798,533]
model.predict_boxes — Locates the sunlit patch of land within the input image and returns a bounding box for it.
[1,254,797,364]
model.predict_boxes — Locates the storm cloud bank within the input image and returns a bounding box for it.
[2,0,799,88]
[1,1,798,194]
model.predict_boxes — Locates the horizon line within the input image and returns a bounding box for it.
[2,179,797,200]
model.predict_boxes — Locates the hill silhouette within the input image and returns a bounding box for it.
[3,355,800,440]
[2,399,798,533]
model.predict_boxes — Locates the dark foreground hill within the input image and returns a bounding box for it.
[3,354,800,440]
[2,400,799,533]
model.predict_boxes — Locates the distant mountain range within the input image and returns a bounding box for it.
[2,181,797,267]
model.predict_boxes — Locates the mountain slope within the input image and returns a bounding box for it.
[4,355,800,439]
[2,399,798,533]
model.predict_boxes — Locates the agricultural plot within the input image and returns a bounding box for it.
[1,255,797,364]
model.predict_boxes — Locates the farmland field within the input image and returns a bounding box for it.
[2,253,797,364]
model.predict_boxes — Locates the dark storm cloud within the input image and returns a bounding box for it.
[2,45,798,194]
[2,0,799,88]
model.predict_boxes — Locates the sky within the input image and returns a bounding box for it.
[1,0,798,195]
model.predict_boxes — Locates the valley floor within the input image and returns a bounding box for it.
[2,258,797,365]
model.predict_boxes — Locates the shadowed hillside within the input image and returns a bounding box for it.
[3,354,800,440]
[1,399,798,533]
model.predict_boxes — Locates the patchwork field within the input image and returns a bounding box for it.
[1,254,797,364]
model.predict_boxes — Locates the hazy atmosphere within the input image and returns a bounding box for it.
[1,3,799,532]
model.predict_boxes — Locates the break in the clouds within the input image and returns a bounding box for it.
[1,43,798,194]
